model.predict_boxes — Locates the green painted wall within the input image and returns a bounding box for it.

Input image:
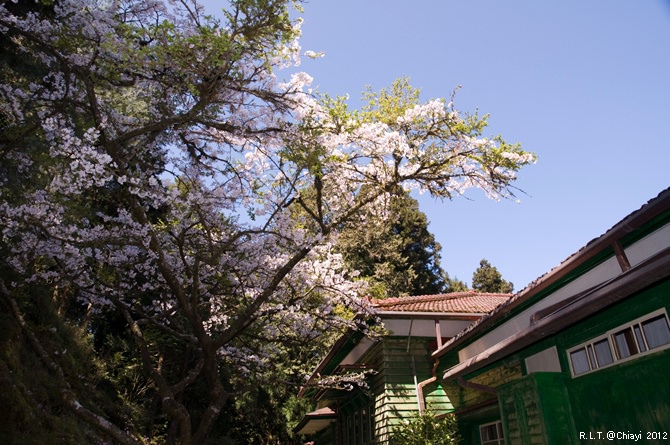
[556,279,670,443]
[455,401,501,445]
[568,351,670,442]
[498,373,576,445]
[319,336,455,444]
[447,362,522,445]
[511,278,670,444]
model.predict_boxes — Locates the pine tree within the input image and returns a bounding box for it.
[444,273,470,292]
[471,259,514,293]
[337,190,447,298]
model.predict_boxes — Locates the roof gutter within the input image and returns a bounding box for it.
[456,376,497,395]
[442,247,670,381]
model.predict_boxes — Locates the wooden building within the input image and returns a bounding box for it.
[295,293,511,445]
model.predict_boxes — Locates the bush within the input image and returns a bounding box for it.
[390,410,460,445]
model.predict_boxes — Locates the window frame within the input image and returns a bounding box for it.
[567,308,670,377]
[479,420,504,445]
[341,397,374,445]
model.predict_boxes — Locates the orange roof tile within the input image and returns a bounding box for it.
[371,292,512,314]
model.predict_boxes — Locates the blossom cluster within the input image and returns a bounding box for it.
[0,0,534,408]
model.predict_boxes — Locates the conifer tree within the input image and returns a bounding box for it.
[444,273,470,292]
[337,190,447,298]
[471,259,514,293]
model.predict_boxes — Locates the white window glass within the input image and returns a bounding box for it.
[570,348,591,375]
[634,325,648,352]
[613,327,639,359]
[642,315,670,349]
[480,421,504,445]
[569,310,670,377]
[593,339,614,367]
[497,422,504,441]
[587,345,596,368]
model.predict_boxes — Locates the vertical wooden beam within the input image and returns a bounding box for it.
[613,240,631,272]
[435,319,443,349]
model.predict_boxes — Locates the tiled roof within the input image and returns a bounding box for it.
[371,292,512,314]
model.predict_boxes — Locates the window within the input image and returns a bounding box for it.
[480,421,504,445]
[568,336,616,376]
[612,326,639,359]
[568,309,670,377]
[642,314,670,348]
[569,348,590,375]
[593,338,614,366]
[342,400,374,445]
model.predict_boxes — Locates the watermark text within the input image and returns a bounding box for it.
[579,431,668,441]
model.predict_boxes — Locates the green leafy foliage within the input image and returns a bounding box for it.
[361,77,422,125]
[390,410,461,445]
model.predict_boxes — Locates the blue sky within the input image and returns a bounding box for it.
[206,1,670,290]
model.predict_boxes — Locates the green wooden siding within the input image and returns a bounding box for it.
[445,362,522,445]
[568,350,670,441]
[372,337,454,444]
[321,335,455,444]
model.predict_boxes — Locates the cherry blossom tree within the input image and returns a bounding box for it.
[0,1,534,443]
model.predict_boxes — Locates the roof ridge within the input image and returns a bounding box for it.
[372,291,512,306]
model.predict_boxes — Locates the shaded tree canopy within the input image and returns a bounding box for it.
[337,190,447,298]
[0,1,533,443]
[471,259,514,293]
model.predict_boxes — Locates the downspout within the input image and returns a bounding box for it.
[406,319,422,413]
[417,358,439,414]
[417,321,497,413]
[416,319,442,415]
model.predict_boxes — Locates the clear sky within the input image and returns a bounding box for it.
[208,1,670,291]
